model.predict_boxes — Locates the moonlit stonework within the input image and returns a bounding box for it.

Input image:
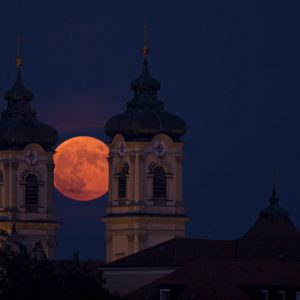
[102,30,188,262]
[0,38,59,258]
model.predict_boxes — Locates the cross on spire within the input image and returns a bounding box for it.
[272,170,277,193]
[270,170,279,203]
[141,22,150,58]
[16,33,23,70]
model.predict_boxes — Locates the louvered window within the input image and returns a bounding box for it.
[118,173,127,199]
[153,167,166,201]
[118,164,128,199]
[25,174,38,211]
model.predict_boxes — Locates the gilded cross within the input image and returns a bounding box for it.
[142,22,150,57]
[16,33,23,69]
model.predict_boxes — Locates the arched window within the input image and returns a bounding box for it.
[153,167,167,202]
[118,163,129,200]
[25,174,39,211]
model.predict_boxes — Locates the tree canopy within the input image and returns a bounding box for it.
[0,230,119,300]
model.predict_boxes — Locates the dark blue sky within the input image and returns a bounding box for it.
[0,0,299,259]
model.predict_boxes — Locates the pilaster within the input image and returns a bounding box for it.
[0,145,59,259]
[46,162,55,213]
[103,135,188,262]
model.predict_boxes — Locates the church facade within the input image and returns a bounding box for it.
[102,43,188,262]
[0,55,59,258]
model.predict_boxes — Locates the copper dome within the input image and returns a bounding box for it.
[0,70,58,150]
[105,58,186,141]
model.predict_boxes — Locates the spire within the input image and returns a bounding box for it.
[243,177,300,239]
[141,22,150,59]
[130,24,161,98]
[104,27,187,141]
[4,34,34,102]
[15,33,23,84]
[16,33,23,72]
[270,171,278,204]
[259,175,288,219]
[0,36,58,150]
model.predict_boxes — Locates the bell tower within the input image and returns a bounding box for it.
[0,38,59,258]
[103,29,188,262]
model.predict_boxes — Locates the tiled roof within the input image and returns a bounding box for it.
[243,214,300,239]
[104,238,235,268]
[244,185,300,239]
[104,235,300,269]
[124,259,300,300]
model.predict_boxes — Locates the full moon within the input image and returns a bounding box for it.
[54,136,109,201]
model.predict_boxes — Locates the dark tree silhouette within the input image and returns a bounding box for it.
[0,230,119,300]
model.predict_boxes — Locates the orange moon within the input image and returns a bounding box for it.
[54,136,109,201]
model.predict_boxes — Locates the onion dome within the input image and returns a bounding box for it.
[105,31,186,141]
[0,55,58,150]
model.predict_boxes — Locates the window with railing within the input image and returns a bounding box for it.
[25,174,38,211]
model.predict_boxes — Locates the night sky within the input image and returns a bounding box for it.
[0,0,299,259]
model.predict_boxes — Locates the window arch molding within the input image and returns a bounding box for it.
[146,157,174,175]
[152,166,167,203]
[20,169,43,182]
[19,169,44,211]
[146,160,174,205]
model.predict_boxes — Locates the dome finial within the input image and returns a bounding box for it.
[141,22,150,59]
[105,28,187,141]
[272,170,277,198]
[16,33,23,71]
[270,170,279,204]
[258,175,289,219]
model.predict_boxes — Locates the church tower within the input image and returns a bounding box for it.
[0,40,59,258]
[103,30,188,262]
